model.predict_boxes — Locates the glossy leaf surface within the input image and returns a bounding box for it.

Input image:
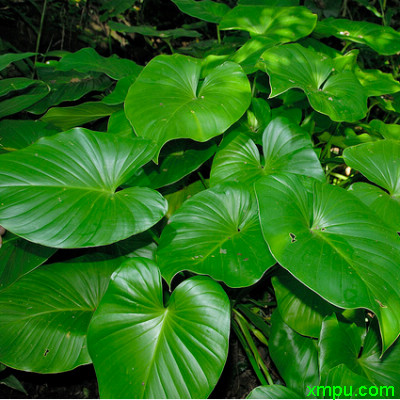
[272,269,342,338]
[210,117,324,188]
[0,254,122,373]
[88,257,230,398]
[255,173,400,351]
[125,54,251,160]
[171,0,230,23]
[315,18,400,56]
[158,182,275,287]
[0,232,56,290]
[269,310,319,395]
[0,128,167,248]
[258,44,367,122]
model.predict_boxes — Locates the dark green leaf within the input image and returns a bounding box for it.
[88,257,230,398]
[255,173,400,351]
[0,52,36,72]
[171,0,230,23]
[158,182,275,287]
[125,54,251,160]
[0,254,123,373]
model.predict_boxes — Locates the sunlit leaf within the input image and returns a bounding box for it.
[171,0,230,23]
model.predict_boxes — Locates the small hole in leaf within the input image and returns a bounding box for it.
[289,233,297,243]
[44,349,49,357]
[237,228,241,232]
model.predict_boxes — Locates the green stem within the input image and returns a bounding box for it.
[164,39,175,54]
[197,172,209,189]
[33,0,48,77]
[217,26,221,45]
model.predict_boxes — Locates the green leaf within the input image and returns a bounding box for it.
[107,109,134,137]
[0,119,59,154]
[0,52,36,72]
[0,374,28,395]
[127,139,217,189]
[354,67,400,97]
[125,54,251,161]
[258,44,368,122]
[0,81,50,118]
[247,385,303,399]
[239,0,299,5]
[56,47,142,79]
[368,120,400,141]
[0,128,167,248]
[88,257,230,398]
[344,140,400,232]
[27,65,113,114]
[41,102,121,130]
[219,5,317,39]
[269,310,319,395]
[315,18,400,56]
[210,117,324,189]
[109,21,202,39]
[319,315,400,397]
[0,77,38,96]
[157,182,275,287]
[272,269,343,338]
[349,183,400,233]
[0,254,123,373]
[100,0,138,20]
[0,232,56,291]
[255,173,400,351]
[102,74,138,105]
[170,0,230,23]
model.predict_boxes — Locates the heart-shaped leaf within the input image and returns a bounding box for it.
[125,54,251,160]
[0,232,56,290]
[157,182,275,287]
[319,315,400,397]
[0,128,167,248]
[210,117,324,188]
[171,0,230,23]
[247,385,302,399]
[258,44,368,122]
[87,257,230,398]
[0,254,122,373]
[344,140,400,232]
[56,47,142,79]
[315,18,400,56]
[272,269,343,338]
[269,310,319,395]
[255,173,400,351]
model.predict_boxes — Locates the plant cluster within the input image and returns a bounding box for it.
[1,0,400,398]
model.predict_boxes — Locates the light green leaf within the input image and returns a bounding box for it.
[247,385,303,399]
[125,54,251,161]
[0,254,123,373]
[258,43,368,122]
[0,119,59,154]
[0,232,56,291]
[269,310,319,395]
[355,67,400,97]
[239,0,299,5]
[56,47,142,79]
[88,257,230,398]
[102,74,138,105]
[0,52,36,72]
[0,128,167,248]
[219,5,317,39]
[41,102,121,130]
[315,18,400,56]
[210,117,324,188]
[171,0,230,23]
[157,182,275,287]
[344,140,400,232]
[255,173,400,351]
[109,21,202,39]
[107,109,134,137]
